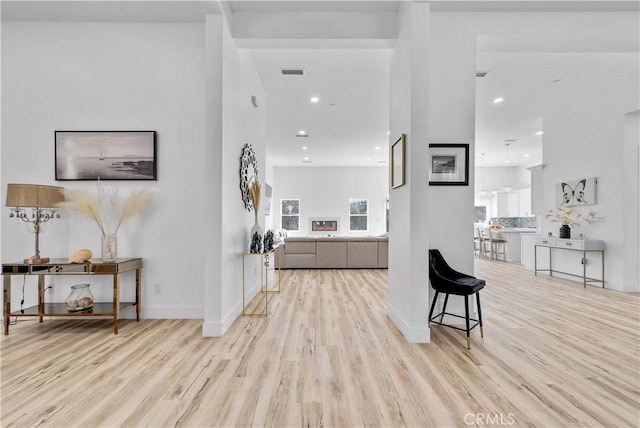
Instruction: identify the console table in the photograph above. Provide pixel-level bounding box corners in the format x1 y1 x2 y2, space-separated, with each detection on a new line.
242 250 280 317
534 238 605 288
2 258 142 335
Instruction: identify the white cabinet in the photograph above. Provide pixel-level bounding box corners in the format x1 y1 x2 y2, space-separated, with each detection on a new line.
497 189 531 217
518 188 532 217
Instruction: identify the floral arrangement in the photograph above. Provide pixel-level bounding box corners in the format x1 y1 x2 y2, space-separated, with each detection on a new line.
61 184 153 237
546 205 598 227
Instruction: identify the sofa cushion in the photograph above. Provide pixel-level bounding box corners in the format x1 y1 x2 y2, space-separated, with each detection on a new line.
347 241 378 268
284 238 316 254
317 241 347 268
377 240 388 268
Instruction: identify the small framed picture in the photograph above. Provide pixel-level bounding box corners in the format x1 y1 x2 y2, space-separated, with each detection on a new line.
391 134 406 189
428 143 469 186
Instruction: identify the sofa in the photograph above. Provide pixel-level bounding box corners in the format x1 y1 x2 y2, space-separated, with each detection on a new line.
275 236 388 269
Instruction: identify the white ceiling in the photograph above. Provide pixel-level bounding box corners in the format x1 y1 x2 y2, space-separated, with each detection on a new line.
2 0 638 169
250 49 392 167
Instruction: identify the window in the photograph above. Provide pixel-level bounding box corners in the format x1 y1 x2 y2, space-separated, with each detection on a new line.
349 198 368 231
281 199 300 231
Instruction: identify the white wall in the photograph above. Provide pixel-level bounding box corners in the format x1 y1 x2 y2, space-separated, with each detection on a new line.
217 16 267 333
476 166 530 192
540 55 638 291
387 2 431 343
1 21 208 317
622 110 639 292
272 167 388 237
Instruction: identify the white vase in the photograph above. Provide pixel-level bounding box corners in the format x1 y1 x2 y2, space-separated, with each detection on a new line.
250 212 263 253
101 233 117 262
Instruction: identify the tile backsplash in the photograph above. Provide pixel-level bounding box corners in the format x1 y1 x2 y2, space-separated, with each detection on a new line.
490 217 537 229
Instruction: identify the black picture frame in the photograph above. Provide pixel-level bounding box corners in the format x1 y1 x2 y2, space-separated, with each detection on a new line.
428 143 469 186
55 131 157 181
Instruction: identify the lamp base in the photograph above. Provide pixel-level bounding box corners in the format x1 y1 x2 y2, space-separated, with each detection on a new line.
24 256 50 264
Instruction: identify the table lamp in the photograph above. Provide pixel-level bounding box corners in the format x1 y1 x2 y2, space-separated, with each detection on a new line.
5 183 64 264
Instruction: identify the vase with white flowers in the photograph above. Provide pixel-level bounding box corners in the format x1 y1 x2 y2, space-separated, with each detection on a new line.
61 185 152 261
545 206 598 239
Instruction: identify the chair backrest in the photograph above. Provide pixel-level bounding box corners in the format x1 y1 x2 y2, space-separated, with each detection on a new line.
476 227 485 242
429 249 458 287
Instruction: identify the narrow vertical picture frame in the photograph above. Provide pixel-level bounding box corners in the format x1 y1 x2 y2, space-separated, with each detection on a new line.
391 134 406 189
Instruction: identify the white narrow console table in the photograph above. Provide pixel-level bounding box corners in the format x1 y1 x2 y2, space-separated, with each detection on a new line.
534 238 605 288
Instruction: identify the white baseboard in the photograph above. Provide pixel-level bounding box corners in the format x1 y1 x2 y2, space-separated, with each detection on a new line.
142 306 203 319
387 303 430 343
202 283 261 337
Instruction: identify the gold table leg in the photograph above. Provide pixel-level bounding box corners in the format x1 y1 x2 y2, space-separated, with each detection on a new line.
113 273 120 334
4 275 11 335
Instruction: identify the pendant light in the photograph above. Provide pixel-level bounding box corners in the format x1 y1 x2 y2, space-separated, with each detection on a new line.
501 143 513 193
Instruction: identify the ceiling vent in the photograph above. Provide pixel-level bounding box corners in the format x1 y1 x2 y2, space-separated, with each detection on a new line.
302 160 312 164
504 139 517 143
296 134 309 138
281 69 304 76
476 71 488 78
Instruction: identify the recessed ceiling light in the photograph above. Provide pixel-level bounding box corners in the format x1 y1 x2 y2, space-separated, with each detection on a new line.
310 96 319 103
493 97 504 104
504 159 510 163
298 130 307 135
302 146 308 150
523 153 530 157
303 157 309 161
536 131 544 135
387 131 390 135
375 146 381 150
366 157 371 161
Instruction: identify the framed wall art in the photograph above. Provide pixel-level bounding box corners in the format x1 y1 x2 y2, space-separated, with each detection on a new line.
55 131 156 181
391 134 406 189
555 177 597 206
428 143 469 186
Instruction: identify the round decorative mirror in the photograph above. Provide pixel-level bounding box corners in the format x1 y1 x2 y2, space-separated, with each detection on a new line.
239 143 259 211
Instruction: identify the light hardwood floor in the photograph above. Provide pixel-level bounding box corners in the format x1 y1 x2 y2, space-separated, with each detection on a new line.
2 260 639 427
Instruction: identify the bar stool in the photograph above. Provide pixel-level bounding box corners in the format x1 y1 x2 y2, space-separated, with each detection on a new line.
487 228 507 261
428 249 485 349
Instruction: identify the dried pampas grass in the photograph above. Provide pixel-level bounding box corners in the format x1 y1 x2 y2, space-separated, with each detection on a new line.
61 184 152 236
249 177 261 214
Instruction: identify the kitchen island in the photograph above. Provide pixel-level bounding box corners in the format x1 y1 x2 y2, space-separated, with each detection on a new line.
490 228 537 262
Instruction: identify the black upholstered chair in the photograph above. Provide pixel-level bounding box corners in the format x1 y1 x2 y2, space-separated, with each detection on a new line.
428 249 485 349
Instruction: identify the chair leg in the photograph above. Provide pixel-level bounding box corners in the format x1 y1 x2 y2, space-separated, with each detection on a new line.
464 295 471 349
476 292 484 338
428 291 439 323
440 294 450 323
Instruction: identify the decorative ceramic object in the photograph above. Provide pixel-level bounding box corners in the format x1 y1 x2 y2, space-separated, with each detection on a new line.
559 224 571 239
102 234 117 262
264 230 274 252
65 284 94 312
68 249 92 263
250 232 263 253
